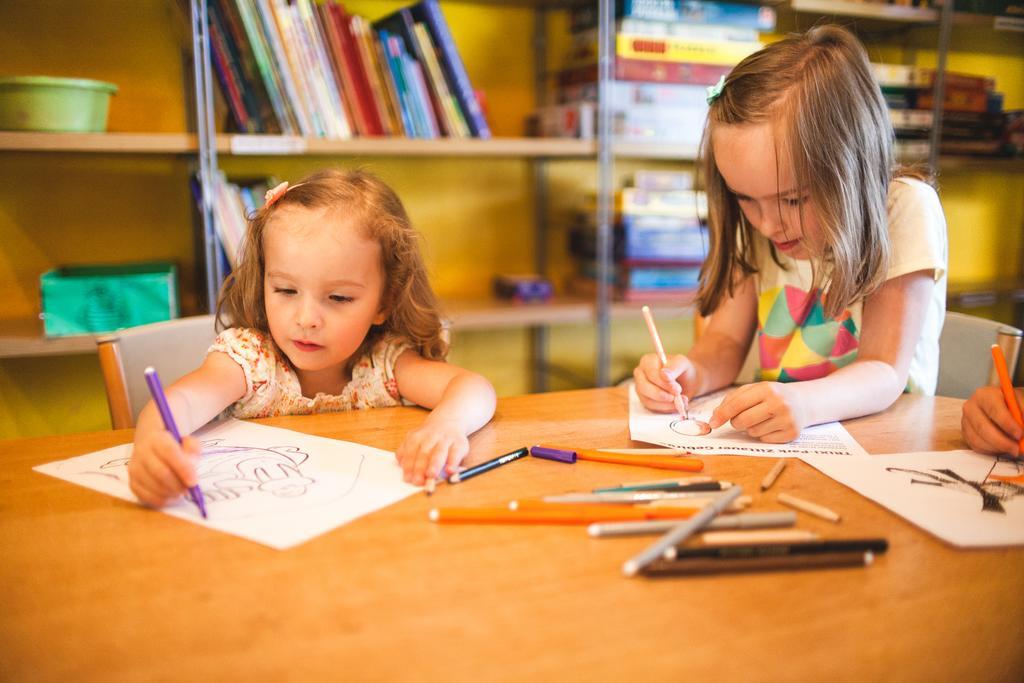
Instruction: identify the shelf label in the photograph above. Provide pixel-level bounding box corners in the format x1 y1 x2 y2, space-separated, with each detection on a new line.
230 135 307 155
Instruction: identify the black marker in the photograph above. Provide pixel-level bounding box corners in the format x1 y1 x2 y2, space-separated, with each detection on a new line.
665 538 889 561
448 447 529 484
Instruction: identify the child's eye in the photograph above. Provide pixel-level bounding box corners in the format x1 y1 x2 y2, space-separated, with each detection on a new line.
274 288 296 296
329 295 353 303
785 196 808 207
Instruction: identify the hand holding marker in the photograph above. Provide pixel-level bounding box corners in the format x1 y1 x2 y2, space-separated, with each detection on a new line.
143 367 208 518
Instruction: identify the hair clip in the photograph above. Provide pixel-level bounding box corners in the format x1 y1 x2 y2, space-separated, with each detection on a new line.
706 75 726 105
264 181 291 208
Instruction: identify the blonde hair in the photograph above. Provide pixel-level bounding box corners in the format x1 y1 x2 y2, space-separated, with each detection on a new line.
216 168 448 370
699 25 925 319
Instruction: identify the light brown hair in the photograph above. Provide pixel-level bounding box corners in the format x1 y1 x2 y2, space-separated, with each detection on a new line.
698 25 925 319
216 168 448 370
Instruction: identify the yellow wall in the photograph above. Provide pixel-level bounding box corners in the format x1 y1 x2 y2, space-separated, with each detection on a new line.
1 1 1022 438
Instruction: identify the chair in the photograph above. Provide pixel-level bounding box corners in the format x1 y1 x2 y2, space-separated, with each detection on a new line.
937 311 1022 399
96 315 217 429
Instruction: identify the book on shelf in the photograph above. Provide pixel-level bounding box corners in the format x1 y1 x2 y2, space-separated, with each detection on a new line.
558 59 731 88
318 2 384 136
408 0 491 138
570 220 708 262
569 0 776 32
567 274 697 303
192 173 271 272
230 0 298 134
374 7 451 137
615 34 761 65
205 0 488 139
635 169 693 191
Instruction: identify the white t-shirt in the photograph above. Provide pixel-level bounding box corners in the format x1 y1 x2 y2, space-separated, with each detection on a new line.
753 177 948 394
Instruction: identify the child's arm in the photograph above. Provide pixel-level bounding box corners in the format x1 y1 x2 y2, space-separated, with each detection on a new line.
634 275 758 411
392 351 497 486
711 270 935 441
963 385 1024 456
128 351 247 508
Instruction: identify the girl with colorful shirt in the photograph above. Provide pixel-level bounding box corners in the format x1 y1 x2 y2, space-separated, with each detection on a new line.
129 168 496 506
633 25 947 442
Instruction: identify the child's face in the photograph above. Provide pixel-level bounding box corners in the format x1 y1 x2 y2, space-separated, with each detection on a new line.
712 122 821 260
262 206 387 383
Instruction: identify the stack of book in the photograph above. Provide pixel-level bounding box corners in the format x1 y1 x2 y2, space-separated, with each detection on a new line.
569 170 708 302
873 63 1015 159
206 0 490 138
191 173 272 276
532 0 774 145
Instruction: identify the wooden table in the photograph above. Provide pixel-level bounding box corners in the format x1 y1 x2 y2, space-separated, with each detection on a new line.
2 388 1022 680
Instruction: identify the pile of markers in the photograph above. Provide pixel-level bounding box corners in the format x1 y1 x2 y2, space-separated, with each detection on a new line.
428 446 888 578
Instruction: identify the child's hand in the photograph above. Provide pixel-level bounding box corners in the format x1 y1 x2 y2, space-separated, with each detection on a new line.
633 352 697 413
127 432 202 508
709 382 808 443
962 385 1023 456
395 418 470 486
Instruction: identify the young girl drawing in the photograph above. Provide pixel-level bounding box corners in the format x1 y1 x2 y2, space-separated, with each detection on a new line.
634 25 948 442
129 168 496 506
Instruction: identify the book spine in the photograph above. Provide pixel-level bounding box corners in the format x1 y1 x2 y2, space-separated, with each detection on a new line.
633 169 693 191
408 58 441 137
616 34 761 65
413 0 491 138
254 0 314 135
328 4 384 135
274 1 330 137
570 0 776 31
233 0 297 134
413 22 465 137
620 188 708 218
351 16 401 136
370 27 408 136
208 4 253 133
559 59 730 87
317 1 370 136
218 0 281 133
380 30 418 137
298 0 353 139
374 9 452 136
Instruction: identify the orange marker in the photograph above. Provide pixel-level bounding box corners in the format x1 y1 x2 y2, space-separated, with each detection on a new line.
427 504 699 525
537 444 704 472
508 498 711 514
990 343 1024 454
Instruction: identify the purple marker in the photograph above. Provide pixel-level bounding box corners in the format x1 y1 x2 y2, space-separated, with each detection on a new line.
143 367 208 519
530 446 577 464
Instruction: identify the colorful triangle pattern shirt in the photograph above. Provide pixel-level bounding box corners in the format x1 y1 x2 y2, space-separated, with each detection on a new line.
757 284 860 383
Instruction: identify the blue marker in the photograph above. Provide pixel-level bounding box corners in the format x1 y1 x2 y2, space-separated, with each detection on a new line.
143 367 208 519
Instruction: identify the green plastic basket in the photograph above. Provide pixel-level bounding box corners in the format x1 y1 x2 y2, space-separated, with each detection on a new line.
40 262 179 337
0 76 118 132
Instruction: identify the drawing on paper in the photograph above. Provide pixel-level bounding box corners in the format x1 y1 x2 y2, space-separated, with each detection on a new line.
669 418 712 437
77 438 367 518
886 458 1024 514
33 418 420 549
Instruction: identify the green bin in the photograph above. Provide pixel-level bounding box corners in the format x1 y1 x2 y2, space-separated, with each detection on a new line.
40 263 179 337
0 76 118 132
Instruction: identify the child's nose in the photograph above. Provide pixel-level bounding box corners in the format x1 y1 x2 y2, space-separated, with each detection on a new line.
297 298 322 329
758 203 785 235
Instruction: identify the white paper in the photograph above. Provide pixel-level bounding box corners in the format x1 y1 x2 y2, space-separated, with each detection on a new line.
33 419 419 550
628 385 868 458
801 450 1024 547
